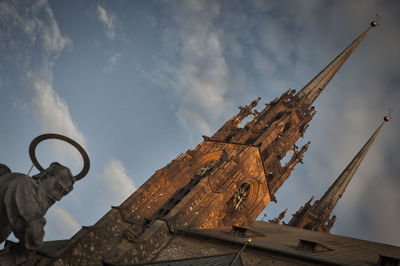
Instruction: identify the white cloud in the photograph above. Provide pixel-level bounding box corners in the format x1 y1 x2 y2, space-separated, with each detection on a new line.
99 158 136 205
41 7 71 59
44 204 80 240
32 79 86 164
155 1 233 137
0 1 85 166
104 51 121 72
96 4 117 40
12 100 29 112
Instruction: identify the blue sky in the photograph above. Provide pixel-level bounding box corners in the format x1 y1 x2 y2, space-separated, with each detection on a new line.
1 0 399 247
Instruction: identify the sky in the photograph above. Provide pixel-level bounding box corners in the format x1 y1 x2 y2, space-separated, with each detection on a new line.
0 0 399 248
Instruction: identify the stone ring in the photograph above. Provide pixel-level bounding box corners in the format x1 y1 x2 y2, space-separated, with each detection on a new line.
29 133 90 181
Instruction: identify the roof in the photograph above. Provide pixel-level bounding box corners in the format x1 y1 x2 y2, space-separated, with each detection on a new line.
37 239 69 258
103 253 243 266
179 221 400 266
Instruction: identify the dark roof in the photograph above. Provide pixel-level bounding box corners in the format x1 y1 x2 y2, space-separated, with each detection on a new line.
179 221 400 266
103 253 243 266
37 239 69 258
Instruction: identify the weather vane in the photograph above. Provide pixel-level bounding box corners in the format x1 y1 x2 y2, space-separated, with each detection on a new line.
375 14 382 25
371 14 382 27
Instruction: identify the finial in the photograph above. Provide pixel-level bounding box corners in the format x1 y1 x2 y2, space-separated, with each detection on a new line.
384 108 392 122
371 14 382 27
262 213 268 221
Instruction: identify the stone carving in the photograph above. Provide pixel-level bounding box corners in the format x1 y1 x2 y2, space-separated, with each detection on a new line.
0 163 73 264
0 134 89 265
269 208 288 224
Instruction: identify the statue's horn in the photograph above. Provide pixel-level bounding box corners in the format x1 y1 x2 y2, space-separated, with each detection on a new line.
29 133 90 181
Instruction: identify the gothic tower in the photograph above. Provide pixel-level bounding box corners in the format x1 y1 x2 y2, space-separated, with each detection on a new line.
36 21 377 265
288 115 390 233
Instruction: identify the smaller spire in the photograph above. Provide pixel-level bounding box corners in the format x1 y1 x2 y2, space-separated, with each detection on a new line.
318 115 389 211
288 115 389 232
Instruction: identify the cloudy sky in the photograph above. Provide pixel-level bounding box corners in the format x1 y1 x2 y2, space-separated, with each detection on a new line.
0 0 399 247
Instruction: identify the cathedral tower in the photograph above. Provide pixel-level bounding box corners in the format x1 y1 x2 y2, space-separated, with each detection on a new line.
288 115 390 233
38 21 377 265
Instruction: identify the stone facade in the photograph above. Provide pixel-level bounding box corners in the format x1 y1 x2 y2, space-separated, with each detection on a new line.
25 88 313 265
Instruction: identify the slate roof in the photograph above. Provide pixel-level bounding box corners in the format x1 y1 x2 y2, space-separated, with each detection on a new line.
103 253 243 266
35 221 400 265
179 221 400 266
37 239 69 258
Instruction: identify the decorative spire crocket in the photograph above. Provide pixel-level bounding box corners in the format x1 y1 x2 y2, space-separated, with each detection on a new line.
269 208 288 224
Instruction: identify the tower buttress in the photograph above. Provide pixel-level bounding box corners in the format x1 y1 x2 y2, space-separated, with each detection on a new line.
288 116 390 232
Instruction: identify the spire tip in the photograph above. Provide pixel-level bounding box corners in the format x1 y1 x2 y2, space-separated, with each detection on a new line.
371 14 382 27
384 108 392 122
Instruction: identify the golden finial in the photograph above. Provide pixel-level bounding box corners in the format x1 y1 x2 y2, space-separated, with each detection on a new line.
371 14 382 27
262 213 268 221
384 108 392 122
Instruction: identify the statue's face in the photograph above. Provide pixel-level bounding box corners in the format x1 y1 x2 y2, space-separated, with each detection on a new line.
39 163 74 207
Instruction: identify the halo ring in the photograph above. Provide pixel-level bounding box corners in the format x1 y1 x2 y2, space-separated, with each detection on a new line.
29 133 90 181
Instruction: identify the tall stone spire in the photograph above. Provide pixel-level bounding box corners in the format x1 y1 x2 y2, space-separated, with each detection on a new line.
297 21 377 106
211 21 377 198
288 115 390 233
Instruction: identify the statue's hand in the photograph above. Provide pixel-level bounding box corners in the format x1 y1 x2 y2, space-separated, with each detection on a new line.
0 252 17 266
0 248 30 266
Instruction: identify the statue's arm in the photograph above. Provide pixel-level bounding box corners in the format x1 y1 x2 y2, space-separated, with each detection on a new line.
13 213 46 252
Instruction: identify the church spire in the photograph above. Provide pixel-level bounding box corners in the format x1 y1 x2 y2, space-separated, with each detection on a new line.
288 115 390 232
317 117 388 212
210 20 378 200
297 21 377 106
